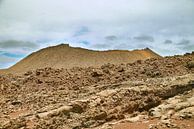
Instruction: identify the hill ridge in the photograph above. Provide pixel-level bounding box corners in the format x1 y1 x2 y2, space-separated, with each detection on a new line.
0 44 161 74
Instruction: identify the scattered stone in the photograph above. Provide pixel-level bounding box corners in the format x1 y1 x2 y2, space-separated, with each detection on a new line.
94 112 107 120
91 70 103 77
37 105 72 118
149 124 158 129
125 115 148 123
186 61 194 69
71 102 85 113
11 101 22 105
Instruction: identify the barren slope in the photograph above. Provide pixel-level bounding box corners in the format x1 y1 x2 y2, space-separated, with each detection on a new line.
0 52 193 129
0 44 161 74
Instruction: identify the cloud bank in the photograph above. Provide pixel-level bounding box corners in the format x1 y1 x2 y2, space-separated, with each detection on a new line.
0 0 194 68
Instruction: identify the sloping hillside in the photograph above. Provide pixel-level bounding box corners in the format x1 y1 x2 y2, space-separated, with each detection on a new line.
0 52 193 129
0 44 161 74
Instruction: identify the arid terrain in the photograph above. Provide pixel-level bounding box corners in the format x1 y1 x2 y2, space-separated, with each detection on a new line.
0 44 160 74
0 45 194 129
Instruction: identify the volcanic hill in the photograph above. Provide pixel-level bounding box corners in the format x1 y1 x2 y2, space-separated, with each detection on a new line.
0 44 161 74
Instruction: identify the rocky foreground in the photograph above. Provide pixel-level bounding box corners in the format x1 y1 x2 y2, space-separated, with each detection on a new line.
0 53 194 129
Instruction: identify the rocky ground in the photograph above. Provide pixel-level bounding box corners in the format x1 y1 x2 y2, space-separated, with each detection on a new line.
0 52 194 129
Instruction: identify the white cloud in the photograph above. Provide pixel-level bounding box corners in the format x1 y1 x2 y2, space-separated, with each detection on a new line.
0 0 194 68
0 0 193 40
0 40 38 49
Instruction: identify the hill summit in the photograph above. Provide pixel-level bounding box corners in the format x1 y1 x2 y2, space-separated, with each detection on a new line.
1 44 161 74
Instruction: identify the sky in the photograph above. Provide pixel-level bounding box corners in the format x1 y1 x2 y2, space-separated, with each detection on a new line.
0 0 194 68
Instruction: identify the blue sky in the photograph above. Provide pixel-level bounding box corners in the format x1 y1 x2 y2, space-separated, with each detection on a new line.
0 0 194 68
